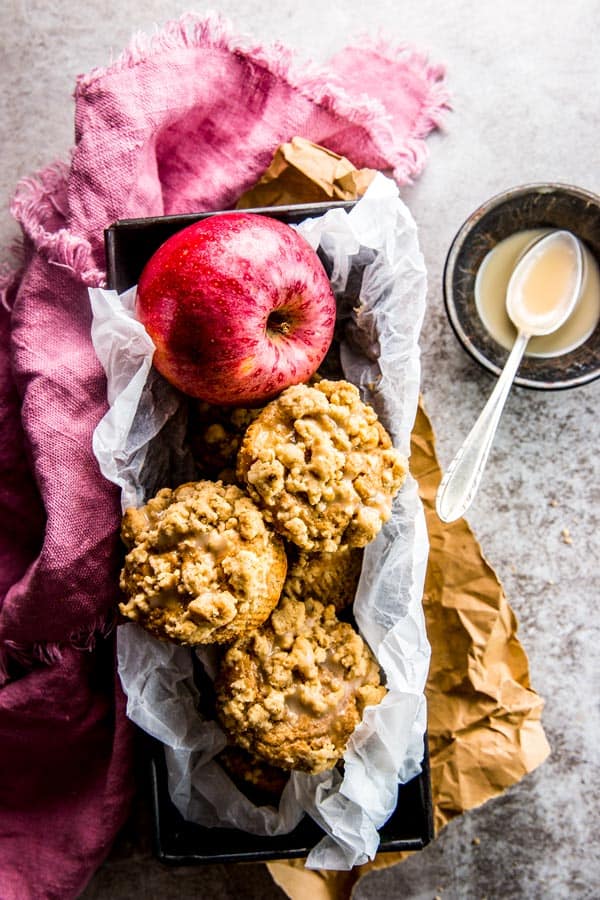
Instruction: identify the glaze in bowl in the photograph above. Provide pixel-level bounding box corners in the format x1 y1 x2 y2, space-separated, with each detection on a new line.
443 183 600 389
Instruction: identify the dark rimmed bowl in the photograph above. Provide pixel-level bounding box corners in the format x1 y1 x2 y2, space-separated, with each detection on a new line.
443 182 600 389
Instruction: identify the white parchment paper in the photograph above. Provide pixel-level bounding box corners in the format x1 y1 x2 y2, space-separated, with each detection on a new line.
89 173 431 869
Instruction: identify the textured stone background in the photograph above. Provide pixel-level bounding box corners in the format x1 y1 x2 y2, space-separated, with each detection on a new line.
1 1 599 898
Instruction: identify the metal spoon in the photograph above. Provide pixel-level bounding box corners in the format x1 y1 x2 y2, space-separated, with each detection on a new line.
436 229 584 523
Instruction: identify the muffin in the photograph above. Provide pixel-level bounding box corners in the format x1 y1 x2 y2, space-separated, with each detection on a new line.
236 379 408 551
216 597 387 774
119 480 287 645
281 545 363 610
217 745 289 801
188 401 263 478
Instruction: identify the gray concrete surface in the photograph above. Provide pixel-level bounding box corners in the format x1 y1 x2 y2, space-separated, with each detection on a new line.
2 1 599 897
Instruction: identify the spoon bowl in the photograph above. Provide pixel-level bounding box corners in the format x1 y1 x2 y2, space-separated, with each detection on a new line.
436 229 585 524
506 230 584 336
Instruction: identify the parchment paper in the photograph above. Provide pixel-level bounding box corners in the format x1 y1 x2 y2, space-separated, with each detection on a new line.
89 172 431 870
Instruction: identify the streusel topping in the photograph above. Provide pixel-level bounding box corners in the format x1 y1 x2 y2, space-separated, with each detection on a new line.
216 597 386 773
188 401 262 478
119 480 287 645
236 379 407 551
281 546 363 610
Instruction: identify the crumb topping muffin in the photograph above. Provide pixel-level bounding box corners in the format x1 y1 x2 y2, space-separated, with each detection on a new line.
119 480 287 645
236 379 408 551
188 401 263 477
217 745 289 800
215 597 387 774
282 546 363 610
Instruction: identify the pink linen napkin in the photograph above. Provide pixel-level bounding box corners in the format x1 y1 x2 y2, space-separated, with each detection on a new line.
0 13 449 898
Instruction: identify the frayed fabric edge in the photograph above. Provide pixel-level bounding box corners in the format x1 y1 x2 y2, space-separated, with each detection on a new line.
10 159 71 241
74 11 449 185
347 35 452 135
334 35 452 183
76 12 394 143
0 614 117 686
6 14 451 293
0 254 25 313
9 159 106 288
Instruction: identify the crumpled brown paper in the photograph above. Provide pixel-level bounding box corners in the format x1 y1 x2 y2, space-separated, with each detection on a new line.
236 136 377 208
412 404 550 832
235 140 550 899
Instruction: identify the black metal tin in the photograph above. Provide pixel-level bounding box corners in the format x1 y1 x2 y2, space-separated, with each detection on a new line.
105 201 357 294
104 201 434 865
150 739 433 865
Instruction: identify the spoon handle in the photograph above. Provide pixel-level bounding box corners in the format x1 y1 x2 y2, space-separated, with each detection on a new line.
436 331 530 523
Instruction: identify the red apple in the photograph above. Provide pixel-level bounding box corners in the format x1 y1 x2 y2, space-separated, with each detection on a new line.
135 212 336 405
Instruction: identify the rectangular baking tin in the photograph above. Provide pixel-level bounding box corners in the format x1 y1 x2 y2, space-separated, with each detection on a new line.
150 739 433 865
105 201 434 864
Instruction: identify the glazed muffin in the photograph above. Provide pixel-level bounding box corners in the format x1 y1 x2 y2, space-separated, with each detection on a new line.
236 379 408 551
281 546 363 611
119 480 287 645
188 401 263 478
217 745 289 801
215 597 387 774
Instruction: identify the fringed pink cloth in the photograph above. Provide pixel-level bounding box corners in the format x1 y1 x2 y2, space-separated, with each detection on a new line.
0 13 449 898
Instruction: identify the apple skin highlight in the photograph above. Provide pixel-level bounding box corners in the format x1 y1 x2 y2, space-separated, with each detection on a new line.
136 213 337 406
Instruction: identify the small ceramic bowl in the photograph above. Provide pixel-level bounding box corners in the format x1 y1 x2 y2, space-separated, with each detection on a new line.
443 182 600 389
